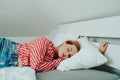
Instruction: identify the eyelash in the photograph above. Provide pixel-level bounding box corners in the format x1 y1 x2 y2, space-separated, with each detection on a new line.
67 48 70 52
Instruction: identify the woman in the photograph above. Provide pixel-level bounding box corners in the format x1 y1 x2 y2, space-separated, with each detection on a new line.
0 37 108 72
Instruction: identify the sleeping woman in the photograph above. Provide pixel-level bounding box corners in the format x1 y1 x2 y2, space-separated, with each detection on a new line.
0 37 108 72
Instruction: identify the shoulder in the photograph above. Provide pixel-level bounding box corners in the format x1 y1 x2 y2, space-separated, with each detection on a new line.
38 36 50 41
35 36 53 44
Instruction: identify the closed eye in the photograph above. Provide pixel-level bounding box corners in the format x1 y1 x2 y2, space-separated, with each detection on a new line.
67 48 70 52
70 47 72 52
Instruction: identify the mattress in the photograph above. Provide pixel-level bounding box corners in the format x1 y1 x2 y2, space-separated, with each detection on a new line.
36 69 119 80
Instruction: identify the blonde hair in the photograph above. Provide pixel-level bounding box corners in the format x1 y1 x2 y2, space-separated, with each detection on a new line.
66 40 80 52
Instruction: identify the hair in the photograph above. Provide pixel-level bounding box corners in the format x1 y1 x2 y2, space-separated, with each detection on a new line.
66 40 80 52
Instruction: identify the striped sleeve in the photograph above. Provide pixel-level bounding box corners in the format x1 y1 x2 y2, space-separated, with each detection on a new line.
33 58 62 71
29 36 62 71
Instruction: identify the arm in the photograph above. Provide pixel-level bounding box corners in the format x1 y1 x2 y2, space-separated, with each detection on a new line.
30 36 62 71
31 58 62 72
99 42 109 54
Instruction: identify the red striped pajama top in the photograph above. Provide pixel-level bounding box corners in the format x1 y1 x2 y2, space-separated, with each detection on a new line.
17 36 62 71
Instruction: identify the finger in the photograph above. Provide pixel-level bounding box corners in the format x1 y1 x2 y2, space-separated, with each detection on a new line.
103 43 108 47
103 42 109 47
105 42 109 46
102 42 107 47
104 45 108 49
105 42 110 45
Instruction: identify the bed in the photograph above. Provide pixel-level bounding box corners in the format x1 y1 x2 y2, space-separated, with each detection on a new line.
36 15 120 80
0 15 120 80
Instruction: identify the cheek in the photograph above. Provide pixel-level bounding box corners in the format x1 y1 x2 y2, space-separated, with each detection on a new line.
59 46 65 52
58 47 67 57
58 48 63 57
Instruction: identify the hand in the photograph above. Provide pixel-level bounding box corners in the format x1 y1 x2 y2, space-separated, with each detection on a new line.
99 42 109 54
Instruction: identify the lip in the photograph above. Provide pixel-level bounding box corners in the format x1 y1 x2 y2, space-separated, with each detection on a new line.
62 54 67 59
62 53 65 57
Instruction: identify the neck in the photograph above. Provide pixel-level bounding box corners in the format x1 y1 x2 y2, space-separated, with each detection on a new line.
54 47 59 59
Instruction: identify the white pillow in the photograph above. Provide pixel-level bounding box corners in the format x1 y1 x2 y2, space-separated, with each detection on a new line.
52 32 78 47
57 37 107 72
92 42 120 70
0 67 36 80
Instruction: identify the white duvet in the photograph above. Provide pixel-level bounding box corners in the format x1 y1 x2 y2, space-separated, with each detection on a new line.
0 67 36 80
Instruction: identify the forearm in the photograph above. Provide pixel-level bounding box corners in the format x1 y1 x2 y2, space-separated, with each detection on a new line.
31 58 62 72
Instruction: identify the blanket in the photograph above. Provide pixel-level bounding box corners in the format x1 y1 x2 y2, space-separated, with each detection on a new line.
0 67 36 80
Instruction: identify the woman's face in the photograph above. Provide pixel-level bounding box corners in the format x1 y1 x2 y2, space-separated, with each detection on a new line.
58 42 78 60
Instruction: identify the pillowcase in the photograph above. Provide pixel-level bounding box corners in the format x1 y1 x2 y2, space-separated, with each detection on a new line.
57 37 107 71
92 42 120 70
0 67 36 80
52 32 78 47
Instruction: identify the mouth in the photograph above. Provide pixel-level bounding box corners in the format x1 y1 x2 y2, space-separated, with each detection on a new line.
62 54 67 59
62 53 65 57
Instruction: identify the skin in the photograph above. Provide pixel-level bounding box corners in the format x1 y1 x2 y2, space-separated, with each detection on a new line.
54 41 109 60
54 41 78 60
99 42 109 54
19 41 109 66
19 41 78 66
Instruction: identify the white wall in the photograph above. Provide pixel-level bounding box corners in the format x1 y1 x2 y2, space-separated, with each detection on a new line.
0 0 59 37
0 0 120 36
59 15 120 38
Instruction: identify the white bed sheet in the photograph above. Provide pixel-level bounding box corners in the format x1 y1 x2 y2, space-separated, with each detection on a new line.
0 67 36 80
